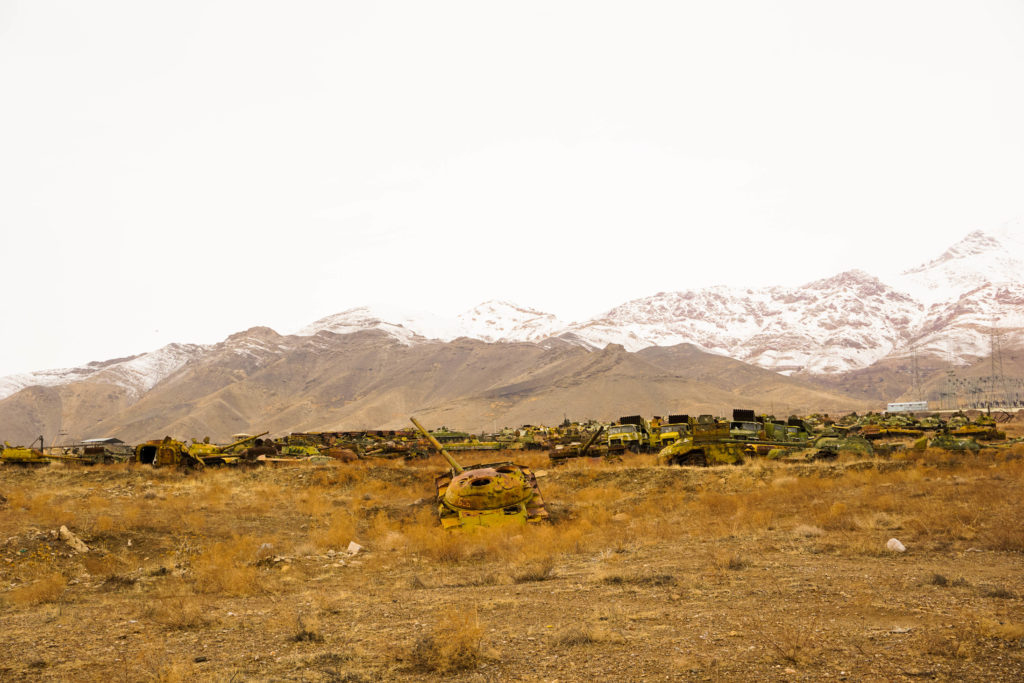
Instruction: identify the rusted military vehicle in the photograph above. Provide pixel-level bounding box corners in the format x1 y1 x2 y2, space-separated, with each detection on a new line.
658 414 747 466
411 417 548 530
548 425 607 465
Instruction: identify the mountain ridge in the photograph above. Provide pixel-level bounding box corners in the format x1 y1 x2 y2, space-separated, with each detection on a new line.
2 222 1023 444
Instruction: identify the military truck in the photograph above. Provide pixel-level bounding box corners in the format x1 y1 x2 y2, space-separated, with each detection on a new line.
653 414 690 449
606 415 652 453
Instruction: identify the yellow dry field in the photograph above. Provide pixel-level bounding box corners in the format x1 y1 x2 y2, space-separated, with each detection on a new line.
2 441 1023 681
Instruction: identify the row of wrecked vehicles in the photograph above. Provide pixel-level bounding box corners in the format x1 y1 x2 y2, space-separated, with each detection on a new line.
549 408 1019 466
2 410 1018 535
2 408 1014 471
407 409 1020 532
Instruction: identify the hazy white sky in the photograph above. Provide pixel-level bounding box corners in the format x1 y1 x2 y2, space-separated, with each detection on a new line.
1 1 1022 377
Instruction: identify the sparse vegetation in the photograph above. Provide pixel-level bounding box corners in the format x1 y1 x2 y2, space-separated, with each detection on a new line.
3 571 66 606
408 607 485 673
0 439 1022 680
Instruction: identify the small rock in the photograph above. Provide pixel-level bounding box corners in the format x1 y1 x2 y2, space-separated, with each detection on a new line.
58 526 89 553
886 538 906 553
193 656 209 663
347 541 364 555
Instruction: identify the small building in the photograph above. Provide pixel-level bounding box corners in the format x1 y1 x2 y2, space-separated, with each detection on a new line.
886 401 928 413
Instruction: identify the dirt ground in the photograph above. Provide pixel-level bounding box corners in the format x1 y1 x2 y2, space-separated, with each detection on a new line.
2 437 1023 681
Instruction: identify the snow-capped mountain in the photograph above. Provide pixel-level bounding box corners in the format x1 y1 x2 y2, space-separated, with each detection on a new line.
299 300 563 345
0 343 209 402
297 306 434 345
895 220 1024 303
563 271 925 374
3 223 1023 404
561 270 929 374
288 222 1024 375
454 301 564 342
910 282 1024 360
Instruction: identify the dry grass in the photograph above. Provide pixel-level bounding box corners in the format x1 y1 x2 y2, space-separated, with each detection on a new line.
291 612 326 642
192 536 265 595
146 594 212 630
3 571 66 606
408 607 485 673
552 622 625 646
511 556 556 583
756 619 817 665
1 448 1022 680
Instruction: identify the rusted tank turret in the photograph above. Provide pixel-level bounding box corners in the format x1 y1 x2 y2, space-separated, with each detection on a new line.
411 417 548 530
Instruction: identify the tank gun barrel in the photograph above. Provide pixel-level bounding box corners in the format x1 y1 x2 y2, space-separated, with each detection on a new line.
221 430 270 452
578 425 605 457
410 417 464 473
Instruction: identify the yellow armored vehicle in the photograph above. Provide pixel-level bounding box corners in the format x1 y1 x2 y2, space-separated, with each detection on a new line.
548 425 607 465
135 437 201 468
412 417 548 530
658 415 747 466
949 414 1005 441
1 437 49 466
188 431 271 464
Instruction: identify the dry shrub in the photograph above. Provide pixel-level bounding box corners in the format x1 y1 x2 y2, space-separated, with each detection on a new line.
366 510 404 544
150 662 193 683
3 571 66 606
409 607 485 673
793 524 825 538
292 613 325 642
757 619 815 665
313 510 359 551
983 509 1024 552
575 485 620 505
119 504 142 530
817 501 856 531
404 524 473 564
712 551 748 571
26 494 74 527
146 581 212 629
553 623 624 646
697 491 740 517
4 488 28 510
93 514 117 533
597 567 676 587
978 618 1024 643
400 512 573 565
192 536 263 595
297 486 332 518
82 552 129 580
511 556 555 583
920 622 976 659
350 478 413 507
